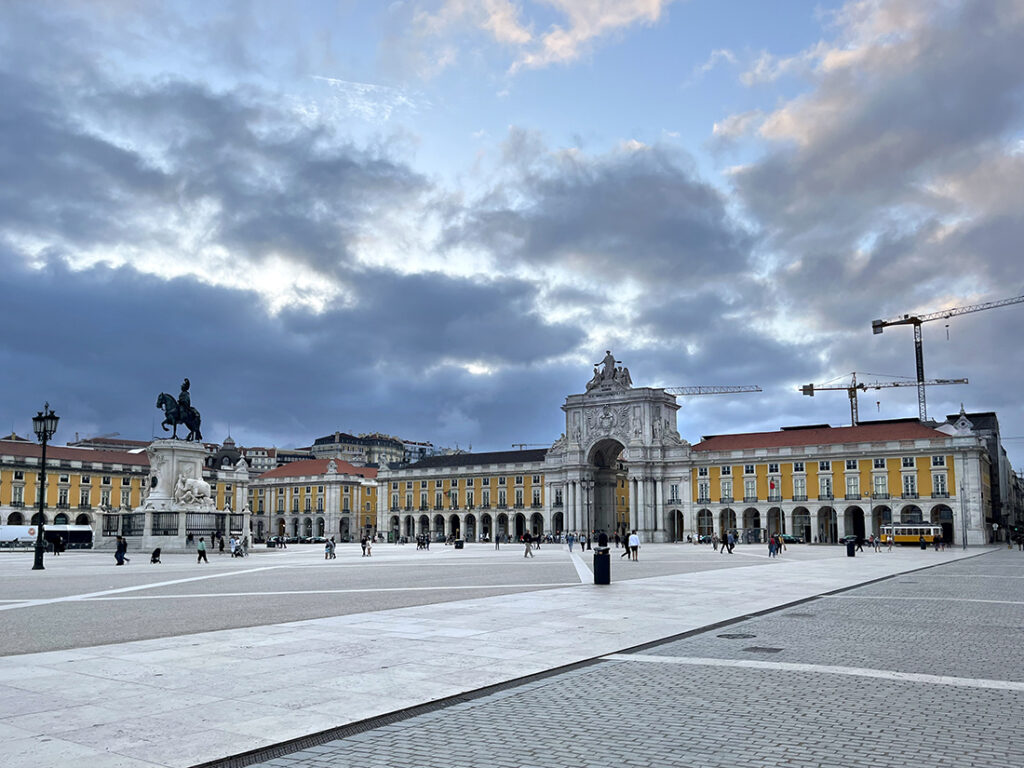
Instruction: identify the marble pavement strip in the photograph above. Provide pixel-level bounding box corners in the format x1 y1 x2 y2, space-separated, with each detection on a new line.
0 549 983 768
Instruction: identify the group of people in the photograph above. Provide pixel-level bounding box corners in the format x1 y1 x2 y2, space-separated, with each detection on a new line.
767 533 787 558
324 537 337 559
360 534 373 557
712 532 736 554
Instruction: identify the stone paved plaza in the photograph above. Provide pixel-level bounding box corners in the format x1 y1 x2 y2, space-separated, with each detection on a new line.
250 550 1024 768
0 542 1018 767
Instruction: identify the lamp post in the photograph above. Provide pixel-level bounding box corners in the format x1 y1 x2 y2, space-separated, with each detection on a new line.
31 403 60 571
583 477 594 550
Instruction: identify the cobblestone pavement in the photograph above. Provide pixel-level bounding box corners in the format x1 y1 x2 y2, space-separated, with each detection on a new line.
247 549 1024 768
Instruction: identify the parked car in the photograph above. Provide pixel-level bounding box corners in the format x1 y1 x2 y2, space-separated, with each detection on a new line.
839 534 859 544
780 533 804 544
698 535 713 544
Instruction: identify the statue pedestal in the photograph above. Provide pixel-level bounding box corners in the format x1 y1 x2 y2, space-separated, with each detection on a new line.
97 439 250 554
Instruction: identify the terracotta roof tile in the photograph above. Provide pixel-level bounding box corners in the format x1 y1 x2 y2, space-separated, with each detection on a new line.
258 458 377 480
0 440 149 466
693 420 948 452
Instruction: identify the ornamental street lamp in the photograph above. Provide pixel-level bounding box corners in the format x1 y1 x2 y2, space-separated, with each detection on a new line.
31 403 60 571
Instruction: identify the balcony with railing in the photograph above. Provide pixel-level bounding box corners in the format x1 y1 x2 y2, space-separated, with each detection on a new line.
767 494 782 503
719 496 733 504
872 492 890 500
792 494 807 502
901 491 919 500
743 495 758 503
932 491 950 498
818 492 834 501
845 494 862 501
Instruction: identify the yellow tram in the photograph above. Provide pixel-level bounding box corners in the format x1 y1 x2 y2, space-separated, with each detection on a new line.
879 523 944 546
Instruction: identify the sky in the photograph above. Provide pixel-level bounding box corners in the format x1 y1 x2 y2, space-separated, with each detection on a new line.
2 0 1023 466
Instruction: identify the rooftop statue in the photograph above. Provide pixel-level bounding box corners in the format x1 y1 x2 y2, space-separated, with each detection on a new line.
156 377 204 441
586 350 632 392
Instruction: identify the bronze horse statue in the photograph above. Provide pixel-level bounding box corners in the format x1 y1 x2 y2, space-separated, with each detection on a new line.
156 392 203 441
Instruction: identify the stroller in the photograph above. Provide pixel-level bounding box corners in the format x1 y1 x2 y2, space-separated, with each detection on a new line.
232 544 246 558
150 548 162 564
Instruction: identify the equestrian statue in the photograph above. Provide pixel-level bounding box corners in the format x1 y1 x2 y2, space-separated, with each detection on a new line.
156 378 203 441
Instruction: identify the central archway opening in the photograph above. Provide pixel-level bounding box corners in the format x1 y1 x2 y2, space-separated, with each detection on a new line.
587 438 627 535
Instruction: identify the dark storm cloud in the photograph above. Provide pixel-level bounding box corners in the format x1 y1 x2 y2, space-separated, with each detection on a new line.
446 134 754 286
0 249 583 449
0 68 428 278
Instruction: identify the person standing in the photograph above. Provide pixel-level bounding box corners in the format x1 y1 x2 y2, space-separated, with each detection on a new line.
628 530 640 561
360 535 367 556
196 537 208 564
523 530 534 558
712 533 719 551
218 534 226 555
494 532 500 550
726 531 735 554
768 536 777 558
567 532 575 552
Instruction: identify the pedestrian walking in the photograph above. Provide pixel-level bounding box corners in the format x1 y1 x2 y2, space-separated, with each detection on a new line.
726 531 735 553
114 535 128 565
197 537 208 564
887 533 894 551
218 534 225 555
567 533 575 552
523 531 535 558
360 535 368 556
856 537 864 553
628 529 640 561
325 540 332 560
712 533 719 551
494 533 500 550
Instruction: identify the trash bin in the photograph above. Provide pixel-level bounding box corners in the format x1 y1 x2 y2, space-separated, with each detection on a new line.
593 547 611 584
454 540 464 550
846 540 856 557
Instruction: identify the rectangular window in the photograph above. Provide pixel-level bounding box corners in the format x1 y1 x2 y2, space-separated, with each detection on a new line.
392 482 398 490
467 491 475 507
482 489 491 506
515 489 524 507
305 486 311 493
14 470 24 480
391 494 398 509
405 493 412 508
698 467 708 477
554 488 563 505
818 461 830 472
435 480 442 488
744 478 756 500
768 463 779 474
532 489 541 506
744 464 755 475
902 457 915 468
819 476 832 498
515 476 523 484
873 458 886 469
721 479 732 500
317 498 323 512
846 476 859 498
318 486 324 493
481 477 489 485
498 490 507 507
846 459 857 470
931 455 946 467
420 492 427 508
343 486 350 494
58 488 69 506
435 492 443 508
670 483 679 500
933 474 948 495
59 474 69 483
792 462 804 473
100 489 111 507
121 489 131 508
532 475 541 484
793 477 806 498
720 466 731 476
903 474 917 496
102 476 112 485
498 477 506 485
13 486 24 504
697 481 710 501
449 490 458 507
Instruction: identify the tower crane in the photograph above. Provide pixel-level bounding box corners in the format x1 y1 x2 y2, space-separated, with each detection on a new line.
872 292 1024 421
800 373 968 427
664 385 762 396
